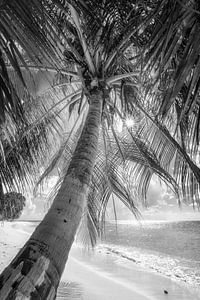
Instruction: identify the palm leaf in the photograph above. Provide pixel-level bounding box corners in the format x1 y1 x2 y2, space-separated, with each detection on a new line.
142 0 200 152
41 123 178 247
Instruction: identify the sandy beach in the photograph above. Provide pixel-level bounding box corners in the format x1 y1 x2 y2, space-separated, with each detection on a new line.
0 221 200 300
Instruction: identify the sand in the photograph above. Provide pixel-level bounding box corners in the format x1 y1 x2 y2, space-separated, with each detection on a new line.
0 221 200 300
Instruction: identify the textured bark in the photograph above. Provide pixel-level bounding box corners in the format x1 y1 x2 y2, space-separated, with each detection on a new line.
0 179 3 200
0 88 103 299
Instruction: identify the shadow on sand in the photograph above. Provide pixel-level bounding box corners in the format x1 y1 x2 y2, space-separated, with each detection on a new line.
57 281 83 299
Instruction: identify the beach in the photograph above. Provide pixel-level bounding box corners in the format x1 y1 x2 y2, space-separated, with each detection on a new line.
0 221 200 299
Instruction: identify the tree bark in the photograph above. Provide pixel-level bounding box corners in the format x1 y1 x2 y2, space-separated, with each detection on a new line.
0 88 103 299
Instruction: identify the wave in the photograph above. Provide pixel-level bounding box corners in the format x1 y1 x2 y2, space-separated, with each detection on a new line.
97 243 200 288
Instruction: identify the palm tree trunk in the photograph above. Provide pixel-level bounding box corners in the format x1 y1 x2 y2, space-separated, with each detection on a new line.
0 179 3 200
0 179 4 220
0 88 103 299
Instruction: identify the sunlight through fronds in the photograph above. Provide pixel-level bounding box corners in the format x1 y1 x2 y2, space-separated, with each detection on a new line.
40 124 178 247
1 0 200 248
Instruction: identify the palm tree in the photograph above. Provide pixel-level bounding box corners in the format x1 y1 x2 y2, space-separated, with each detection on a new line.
41 125 178 245
0 0 200 298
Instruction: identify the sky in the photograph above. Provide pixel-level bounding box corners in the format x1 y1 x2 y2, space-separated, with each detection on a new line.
20 175 200 222
20 176 58 220
108 178 200 221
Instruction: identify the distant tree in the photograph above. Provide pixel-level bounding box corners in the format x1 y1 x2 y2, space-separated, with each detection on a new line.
0 192 26 221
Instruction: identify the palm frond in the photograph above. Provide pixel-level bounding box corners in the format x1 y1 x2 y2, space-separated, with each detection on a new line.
69 4 96 74
36 106 86 190
133 100 200 207
41 122 178 247
0 70 75 194
142 0 200 152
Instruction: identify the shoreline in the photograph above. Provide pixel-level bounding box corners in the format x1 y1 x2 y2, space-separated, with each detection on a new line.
63 245 200 300
0 221 199 299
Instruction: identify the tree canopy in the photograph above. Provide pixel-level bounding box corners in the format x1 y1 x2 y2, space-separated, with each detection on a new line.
0 192 25 220
0 0 200 227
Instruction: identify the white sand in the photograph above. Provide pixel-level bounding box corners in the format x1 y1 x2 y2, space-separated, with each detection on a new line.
0 221 200 300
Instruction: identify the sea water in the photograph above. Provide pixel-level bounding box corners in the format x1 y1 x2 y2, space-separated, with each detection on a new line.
99 220 200 288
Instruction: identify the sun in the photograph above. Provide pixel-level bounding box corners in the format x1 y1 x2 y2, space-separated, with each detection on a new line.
125 118 135 128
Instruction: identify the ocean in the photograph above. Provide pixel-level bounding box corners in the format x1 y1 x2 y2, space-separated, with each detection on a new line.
99 220 200 288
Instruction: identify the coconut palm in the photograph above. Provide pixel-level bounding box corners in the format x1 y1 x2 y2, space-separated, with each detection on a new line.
0 1 162 298
41 124 178 246
0 0 200 299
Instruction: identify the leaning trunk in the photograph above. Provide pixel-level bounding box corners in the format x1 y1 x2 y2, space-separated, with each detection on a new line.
0 88 103 299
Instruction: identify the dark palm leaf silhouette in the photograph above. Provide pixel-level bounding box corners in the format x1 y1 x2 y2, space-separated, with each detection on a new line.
142 0 200 158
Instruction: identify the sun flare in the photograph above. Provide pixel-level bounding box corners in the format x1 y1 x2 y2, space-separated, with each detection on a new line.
125 118 135 128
